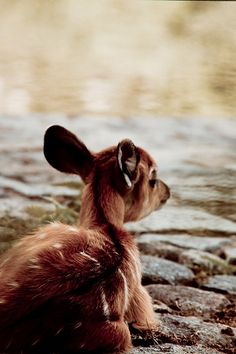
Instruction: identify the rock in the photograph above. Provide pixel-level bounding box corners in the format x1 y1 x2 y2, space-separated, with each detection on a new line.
153 300 173 314
137 234 231 252
137 239 181 262
146 285 230 316
158 314 236 353
203 275 236 295
180 249 230 273
141 255 194 285
0 175 79 197
127 205 236 235
131 344 224 354
222 245 236 265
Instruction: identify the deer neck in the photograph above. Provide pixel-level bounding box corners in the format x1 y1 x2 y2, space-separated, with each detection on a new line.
79 180 125 230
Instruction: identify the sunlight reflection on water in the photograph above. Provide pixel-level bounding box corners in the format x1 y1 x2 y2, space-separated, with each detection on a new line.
0 1 235 117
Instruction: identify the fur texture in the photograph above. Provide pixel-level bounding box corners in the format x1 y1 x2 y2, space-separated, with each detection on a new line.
0 126 170 353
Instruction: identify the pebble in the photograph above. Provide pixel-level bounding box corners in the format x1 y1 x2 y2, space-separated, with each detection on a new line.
203 275 236 295
180 249 230 273
141 255 194 285
137 239 181 261
131 344 225 354
127 205 236 235
146 284 230 316
137 234 231 252
158 314 236 353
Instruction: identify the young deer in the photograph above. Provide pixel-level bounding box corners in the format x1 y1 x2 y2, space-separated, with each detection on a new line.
0 125 170 353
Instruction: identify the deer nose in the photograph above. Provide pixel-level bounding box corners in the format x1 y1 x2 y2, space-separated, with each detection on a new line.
161 182 171 203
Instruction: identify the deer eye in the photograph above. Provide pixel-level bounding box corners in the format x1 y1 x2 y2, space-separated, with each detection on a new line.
149 179 157 188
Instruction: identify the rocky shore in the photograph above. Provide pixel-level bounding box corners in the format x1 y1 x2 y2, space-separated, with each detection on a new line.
0 116 235 353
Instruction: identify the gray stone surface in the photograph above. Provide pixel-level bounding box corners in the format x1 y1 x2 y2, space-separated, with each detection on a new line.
0 175 79 198
0 116 236 354
127 206 236 235
137 239 181 261
146 285 230 316
222 244 236 265
158 314 236 353
137 234 231 252
131 344 224 354
203 275 236 295
141 255 194 285
180 249 230 273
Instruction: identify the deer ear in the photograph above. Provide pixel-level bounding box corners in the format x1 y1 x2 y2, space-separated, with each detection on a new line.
117 139 140 188
44 125 94 182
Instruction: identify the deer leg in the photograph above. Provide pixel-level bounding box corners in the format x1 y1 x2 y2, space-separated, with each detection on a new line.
125 285 158 332
61 319 132 353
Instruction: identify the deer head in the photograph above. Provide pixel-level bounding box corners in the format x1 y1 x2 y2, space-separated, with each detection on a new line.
44 125 170 227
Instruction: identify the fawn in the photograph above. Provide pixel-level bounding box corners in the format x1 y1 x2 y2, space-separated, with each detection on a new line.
0 125 170 353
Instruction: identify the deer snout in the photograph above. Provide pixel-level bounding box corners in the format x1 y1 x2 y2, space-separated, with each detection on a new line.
159 180 171 204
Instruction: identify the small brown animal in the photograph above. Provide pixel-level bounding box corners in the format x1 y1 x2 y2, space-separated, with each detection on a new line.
0 125 170 353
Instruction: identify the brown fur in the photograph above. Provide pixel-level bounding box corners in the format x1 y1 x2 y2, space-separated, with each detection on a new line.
0 126 170 353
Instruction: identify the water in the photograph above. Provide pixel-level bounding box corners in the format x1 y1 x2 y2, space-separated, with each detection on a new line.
0 1 235 117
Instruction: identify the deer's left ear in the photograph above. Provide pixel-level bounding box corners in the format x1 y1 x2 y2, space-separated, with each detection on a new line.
117 139 140 188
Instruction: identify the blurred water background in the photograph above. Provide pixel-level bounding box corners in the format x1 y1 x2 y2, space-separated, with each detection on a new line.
0 0 235 118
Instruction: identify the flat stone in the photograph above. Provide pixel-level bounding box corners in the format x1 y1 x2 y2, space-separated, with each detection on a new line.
127 205 236 235
131 344 224 354
137 239 181 262
180 249 230 273
203 275 236 295
0 197 55 218
137 234 231 252
0 175 79 197
146 285 230 316
158 314 236 353
141 255 194 285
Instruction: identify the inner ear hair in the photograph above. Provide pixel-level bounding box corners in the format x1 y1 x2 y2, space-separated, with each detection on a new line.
117 139 140 188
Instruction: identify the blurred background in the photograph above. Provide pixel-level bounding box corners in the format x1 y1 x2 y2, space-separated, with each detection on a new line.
0 3 236 344
0 0 235 118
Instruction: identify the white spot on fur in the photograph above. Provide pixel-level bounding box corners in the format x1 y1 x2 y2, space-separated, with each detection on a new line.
0 298 6 304
55 327 64 335
80 251 99 264
30 257 38 264
8 281 19 288
38 233 46 239
53 243 63 249
74 322 82 329
58 251 64 260
32 338 40 346
118 269 129 312
29 264 41 269
123 173 132 188
67 226 78 232
101 288 110 318
50 222 61 228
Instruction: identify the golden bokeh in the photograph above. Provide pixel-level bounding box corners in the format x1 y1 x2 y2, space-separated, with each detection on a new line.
0 0 235 117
